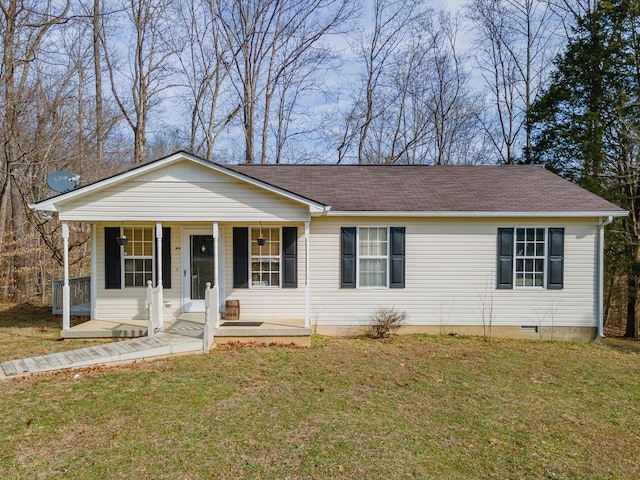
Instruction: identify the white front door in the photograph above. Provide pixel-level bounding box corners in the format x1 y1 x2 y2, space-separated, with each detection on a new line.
182 229 215 313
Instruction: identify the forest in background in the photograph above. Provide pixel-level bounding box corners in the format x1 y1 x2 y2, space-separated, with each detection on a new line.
1 0 639 337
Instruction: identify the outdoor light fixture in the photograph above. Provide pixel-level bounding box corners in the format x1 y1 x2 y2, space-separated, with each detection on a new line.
116 223 128 247
257 222 266 246
200 243 207 253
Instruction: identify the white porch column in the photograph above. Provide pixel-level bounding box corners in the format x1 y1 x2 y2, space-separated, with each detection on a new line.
155 222 164 330
213 222 220 329
62 221 70 331
90 224 97 320
304 221 310 329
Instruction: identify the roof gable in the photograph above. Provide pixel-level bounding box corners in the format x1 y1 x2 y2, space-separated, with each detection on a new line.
33 152 328 214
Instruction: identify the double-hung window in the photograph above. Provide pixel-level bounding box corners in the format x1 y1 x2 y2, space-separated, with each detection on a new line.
358 227 389 287
251 227 280 287
515 227 546 287
341 226 405 289
497 227 564 290
104 226 171 290
123 226 154 287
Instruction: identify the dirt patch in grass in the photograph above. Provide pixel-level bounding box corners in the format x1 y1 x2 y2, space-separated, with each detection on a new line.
602 336 640 354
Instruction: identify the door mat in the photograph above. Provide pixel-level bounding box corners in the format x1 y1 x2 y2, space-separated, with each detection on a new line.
220 321 263 327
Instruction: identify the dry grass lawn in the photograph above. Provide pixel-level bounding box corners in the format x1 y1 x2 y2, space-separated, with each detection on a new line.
1 303 640 479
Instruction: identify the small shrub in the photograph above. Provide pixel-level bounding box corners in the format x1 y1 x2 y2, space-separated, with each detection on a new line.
370 306 407 339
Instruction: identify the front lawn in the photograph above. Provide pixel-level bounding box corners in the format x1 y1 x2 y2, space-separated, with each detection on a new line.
1 305 639 479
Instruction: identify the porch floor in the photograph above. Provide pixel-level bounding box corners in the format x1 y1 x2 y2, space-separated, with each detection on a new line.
60 314 311 344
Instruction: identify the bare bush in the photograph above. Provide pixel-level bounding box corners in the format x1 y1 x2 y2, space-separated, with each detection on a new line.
370 306 407 339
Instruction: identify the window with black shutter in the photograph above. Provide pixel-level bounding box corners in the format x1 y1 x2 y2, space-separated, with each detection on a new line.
340 226 405 289
497 227 564 290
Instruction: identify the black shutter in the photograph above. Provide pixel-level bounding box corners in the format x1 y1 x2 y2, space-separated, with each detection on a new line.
497 228 514 289
158 227 171 289
341 227 356 288
105 227 121 289
233 227 249 288
389 227 405 288
547 228 564 289
282 227 297 288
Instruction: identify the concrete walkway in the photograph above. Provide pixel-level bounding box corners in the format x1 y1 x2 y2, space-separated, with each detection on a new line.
0 329 204 380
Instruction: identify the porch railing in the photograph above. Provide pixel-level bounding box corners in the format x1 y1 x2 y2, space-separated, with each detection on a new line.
52 276 91 315
146 280 163 336
203 282 219 352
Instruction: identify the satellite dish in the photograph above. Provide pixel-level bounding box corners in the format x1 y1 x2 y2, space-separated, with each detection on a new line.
46 171 80 193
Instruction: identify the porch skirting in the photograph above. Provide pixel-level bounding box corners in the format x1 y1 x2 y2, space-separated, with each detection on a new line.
212 325 312 347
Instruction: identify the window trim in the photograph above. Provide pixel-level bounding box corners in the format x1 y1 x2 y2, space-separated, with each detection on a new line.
356 226 390 289
249 226 281 288
121 226 155 288
497 226 564 291
513 226 548 290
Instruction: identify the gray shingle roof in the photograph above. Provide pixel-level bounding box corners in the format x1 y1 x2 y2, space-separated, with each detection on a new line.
226 164 625 214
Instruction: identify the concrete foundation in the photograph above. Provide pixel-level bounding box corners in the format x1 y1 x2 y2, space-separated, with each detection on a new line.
313 324 600 343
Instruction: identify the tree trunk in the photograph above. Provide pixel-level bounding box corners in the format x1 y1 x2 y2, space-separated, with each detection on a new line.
93 0 104 163
625 254 639 338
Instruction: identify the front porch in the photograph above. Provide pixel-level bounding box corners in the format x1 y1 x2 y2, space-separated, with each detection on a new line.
61 313 312 346
54 218 313 347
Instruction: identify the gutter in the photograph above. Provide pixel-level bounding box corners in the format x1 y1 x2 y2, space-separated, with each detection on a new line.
325 210 627 218
598 216 614 339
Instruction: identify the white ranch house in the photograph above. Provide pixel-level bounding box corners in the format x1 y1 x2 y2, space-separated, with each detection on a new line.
32 152 626 345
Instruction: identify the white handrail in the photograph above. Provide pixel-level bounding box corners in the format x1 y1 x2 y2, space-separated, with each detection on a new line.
146 280 163 336
52 276 91 314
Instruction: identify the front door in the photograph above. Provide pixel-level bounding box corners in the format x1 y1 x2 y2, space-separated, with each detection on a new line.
182 229 215 313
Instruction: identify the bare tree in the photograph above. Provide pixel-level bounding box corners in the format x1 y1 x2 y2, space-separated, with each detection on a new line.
270 48 335 164
466 0 559 163
0 0 71 299
349 0 425 164
340 5 484 165
102 0 178 164
545 0 597 36
219 0 353 164
173 0 239 161
92 0 105 163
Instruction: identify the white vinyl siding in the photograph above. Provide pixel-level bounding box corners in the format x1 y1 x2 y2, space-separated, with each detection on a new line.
94 222 306 322
309 217 598 329
58 161 310 223
93 224 183 321
225 225 305 319
91 216 599 332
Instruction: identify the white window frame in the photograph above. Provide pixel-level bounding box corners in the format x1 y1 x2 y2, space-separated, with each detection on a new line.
356 226 390 289
121 226 155 288
250 226 281 288
513 227 547 289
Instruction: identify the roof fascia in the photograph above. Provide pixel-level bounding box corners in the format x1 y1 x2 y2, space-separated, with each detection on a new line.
325 210 628 218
